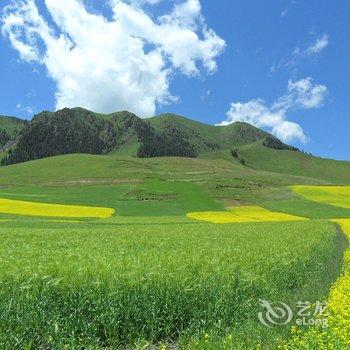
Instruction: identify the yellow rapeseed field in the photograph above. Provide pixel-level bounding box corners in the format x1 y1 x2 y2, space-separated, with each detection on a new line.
186 211 257 224
41 220 85 223
229 206 307 222
0 198 115 219
292 185 350 209
187 206 306 224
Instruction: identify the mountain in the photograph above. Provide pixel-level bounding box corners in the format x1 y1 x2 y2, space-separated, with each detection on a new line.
149 113 297 152
0 107 349 183
0 107 295 165
0 115 25 151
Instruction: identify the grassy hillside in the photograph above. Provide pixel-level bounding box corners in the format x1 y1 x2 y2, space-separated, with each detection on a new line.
239 142 350 183
1 153 350 221
0 152 325 187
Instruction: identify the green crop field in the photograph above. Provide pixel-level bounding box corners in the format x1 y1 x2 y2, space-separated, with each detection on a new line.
0 153 350 349
0 220 344 349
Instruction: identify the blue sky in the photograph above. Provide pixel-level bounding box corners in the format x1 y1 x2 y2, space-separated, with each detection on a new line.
1 0 349 160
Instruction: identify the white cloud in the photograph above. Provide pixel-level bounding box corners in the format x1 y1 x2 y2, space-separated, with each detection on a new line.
1 0 225 116
1 0 50 62
305 34 329 55
271 34 329 74
16 103 34 115
218 78 327 144
159 0 201 30
280 1 296 18
274 78 327 111
288 34 329 64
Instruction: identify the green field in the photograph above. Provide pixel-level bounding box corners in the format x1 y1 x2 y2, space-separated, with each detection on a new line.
0 153 350 349
0 220 344 349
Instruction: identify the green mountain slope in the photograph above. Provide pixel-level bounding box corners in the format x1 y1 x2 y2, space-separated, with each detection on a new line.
0 115 24 135
0 115 25 150
0 108 349 185
148 113 296 153
0 108 293 165
239 142 350 183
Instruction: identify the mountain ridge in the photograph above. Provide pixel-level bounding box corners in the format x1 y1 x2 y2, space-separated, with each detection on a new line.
0 107 296 166
1 108 350 183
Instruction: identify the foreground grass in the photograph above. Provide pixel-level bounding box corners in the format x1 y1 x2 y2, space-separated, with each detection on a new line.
0 220 343 349
285 220 350 349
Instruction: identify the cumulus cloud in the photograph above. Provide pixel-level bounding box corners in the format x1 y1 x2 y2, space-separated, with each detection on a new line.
1 0 225 116
218 78 327 144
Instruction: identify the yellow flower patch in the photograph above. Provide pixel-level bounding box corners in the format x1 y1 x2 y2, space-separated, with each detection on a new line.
0 198 115 219
292 185 350 209
187 206 306 224
41 220 85 223
186 211 257 224
229 206 307 222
